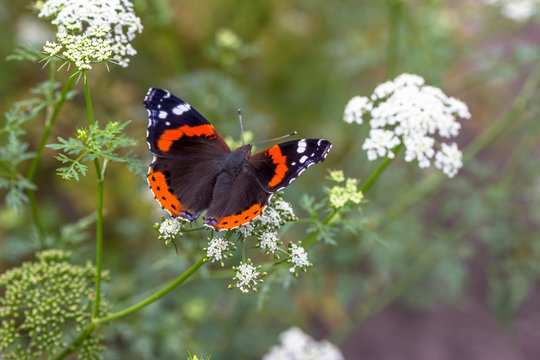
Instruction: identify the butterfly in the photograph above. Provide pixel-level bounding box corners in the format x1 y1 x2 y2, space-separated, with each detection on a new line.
143 88 332 231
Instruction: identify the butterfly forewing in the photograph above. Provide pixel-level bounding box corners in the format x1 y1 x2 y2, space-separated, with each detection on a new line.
248 139 332 192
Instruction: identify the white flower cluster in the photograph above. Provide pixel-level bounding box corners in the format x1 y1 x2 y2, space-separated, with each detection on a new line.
37 0 143 69
236 197 296 238
483 0 539 21
262 327 344 360
158 218 183 240
205 237 235 265
259 231 281 255
288 243 311 275
344 73 470 177
230 259 265 293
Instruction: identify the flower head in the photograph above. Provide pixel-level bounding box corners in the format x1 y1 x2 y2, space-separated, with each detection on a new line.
37 0 143 70
482 0 539 22
235 194 296 238
262 327 344 360
258 231 281 255
329 177 363 209
230 259 266 293
288 242 312 275
156 217 183 246
344 73 470 177
205 237 235 265
0 250 109 359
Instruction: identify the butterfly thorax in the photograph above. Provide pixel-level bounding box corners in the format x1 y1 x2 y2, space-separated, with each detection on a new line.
221 145 252 175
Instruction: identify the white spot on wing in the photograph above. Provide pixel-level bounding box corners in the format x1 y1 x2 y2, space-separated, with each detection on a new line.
299 155 308 164
159 111 168 119
297 139 307 153
173 103 191 115
165 121 171 126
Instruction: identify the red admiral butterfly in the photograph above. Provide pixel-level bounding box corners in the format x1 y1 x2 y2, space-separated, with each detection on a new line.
144 88 332 231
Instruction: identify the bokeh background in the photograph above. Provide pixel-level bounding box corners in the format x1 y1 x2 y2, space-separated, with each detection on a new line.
1 0 540 359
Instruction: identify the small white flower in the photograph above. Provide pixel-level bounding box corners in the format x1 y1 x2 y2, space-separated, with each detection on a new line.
158 218 182 239
231 260 265 293
262 327 344 360
205 237 235 265
345 73 469 177
258 207 282 228
362 129 400 160
483 0 539 22
288 243 311 274
343 96 371 124
435 142 463 178
273 199 296 221
43 41 62 56
259 231 280 254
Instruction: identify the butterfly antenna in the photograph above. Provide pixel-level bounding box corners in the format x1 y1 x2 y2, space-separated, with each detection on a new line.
253 131 298 146
238 109 245 146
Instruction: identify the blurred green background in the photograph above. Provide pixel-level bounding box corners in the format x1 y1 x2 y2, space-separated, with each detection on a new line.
1 0 540 358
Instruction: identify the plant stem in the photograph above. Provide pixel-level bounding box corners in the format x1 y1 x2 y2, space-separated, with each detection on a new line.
52 322 96 360
386 0 403 78
95 256 206 324
82 71 105 319
360 144 402 193
25 69 77 243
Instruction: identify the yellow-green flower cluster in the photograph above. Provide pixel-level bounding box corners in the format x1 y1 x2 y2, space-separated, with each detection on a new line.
328 170 363 209
0 250 109 360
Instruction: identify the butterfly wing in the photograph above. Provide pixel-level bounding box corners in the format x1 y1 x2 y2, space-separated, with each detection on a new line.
248 139 332 192
203 139 332 231
144 88 230 221
204 169 271 231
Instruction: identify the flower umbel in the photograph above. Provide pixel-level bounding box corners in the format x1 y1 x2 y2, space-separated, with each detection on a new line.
258 231 281 255
205 237 236 266
230 259 266 293
329 176 363 209
288 242 312 275
37 0 143 70
155 217 183 246
344 73 470 177
0 250 109 359
262 327 344 360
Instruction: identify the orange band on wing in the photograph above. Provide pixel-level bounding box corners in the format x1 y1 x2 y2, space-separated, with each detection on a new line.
157 124 216 152
266 145 288 187
206 203 265 230
147 168 184 216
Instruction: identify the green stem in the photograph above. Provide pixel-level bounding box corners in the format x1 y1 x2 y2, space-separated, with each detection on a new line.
52 322 96 360
82 71 105 319
25 69 76 243
386 0 403 78
360 144 402 193
0 159 15 176
95 256 206 324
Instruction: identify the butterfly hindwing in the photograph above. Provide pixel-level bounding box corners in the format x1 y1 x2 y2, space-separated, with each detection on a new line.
204 169 271 231
144 88 229 221
248 139 332 192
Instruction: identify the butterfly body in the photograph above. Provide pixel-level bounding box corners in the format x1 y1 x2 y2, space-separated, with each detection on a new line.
144 88 331 231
